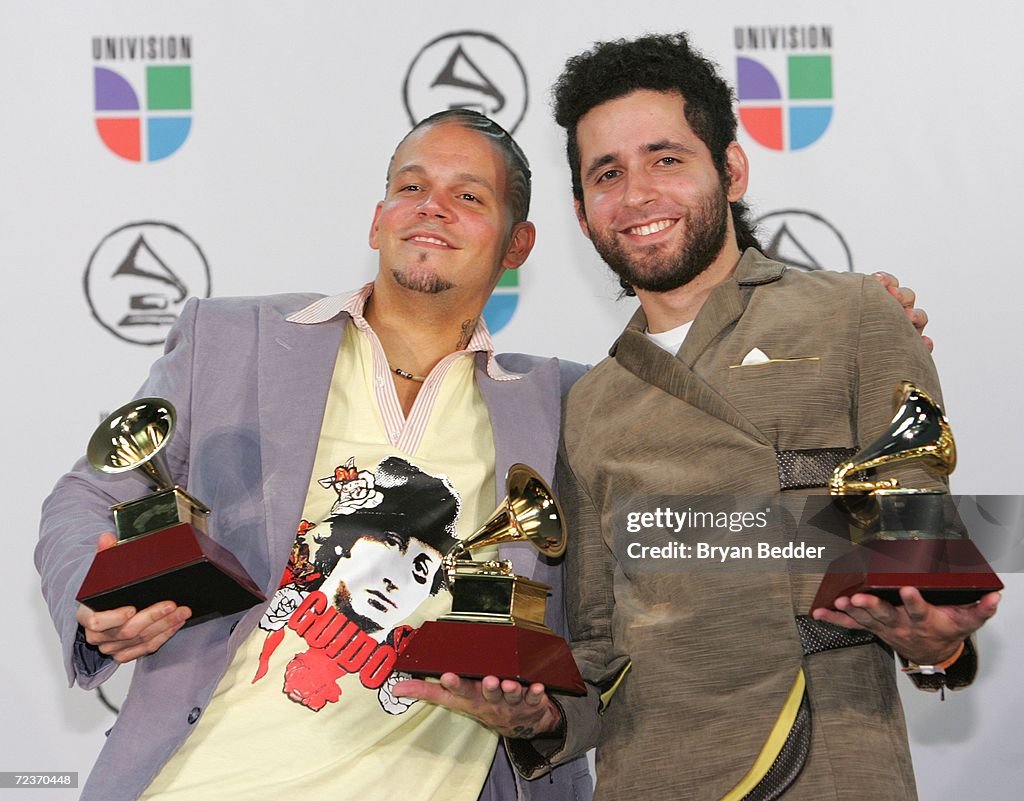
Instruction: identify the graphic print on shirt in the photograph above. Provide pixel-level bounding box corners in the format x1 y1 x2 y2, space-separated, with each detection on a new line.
253 456 461 714
318 456 385 515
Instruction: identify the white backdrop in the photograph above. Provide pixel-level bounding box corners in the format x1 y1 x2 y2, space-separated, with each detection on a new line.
2 2 1022 798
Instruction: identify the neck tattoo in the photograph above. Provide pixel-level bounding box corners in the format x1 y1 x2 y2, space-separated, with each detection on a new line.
456 318 477 350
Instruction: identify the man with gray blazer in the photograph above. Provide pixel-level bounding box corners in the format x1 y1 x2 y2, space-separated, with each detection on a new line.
36 109 590 801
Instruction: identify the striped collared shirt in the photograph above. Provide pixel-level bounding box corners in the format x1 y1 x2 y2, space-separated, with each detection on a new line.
286 282 518 452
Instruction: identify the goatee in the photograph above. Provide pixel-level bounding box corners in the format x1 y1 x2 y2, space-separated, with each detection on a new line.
391 263 455 295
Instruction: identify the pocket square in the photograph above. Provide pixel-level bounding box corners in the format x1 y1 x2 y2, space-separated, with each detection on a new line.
729 349 821 369
740 347 770 366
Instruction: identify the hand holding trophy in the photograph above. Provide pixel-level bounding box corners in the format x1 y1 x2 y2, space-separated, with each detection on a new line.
811 382 1004 611
395 463 585 695
76 397 265 626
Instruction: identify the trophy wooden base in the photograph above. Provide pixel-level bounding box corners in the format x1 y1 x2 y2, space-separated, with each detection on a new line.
811 537 1004 612
394 620 587 696
76 522 266 626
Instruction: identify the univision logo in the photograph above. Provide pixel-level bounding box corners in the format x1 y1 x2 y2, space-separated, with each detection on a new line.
92 36 193 162
483 268 517 334
735 25 833 151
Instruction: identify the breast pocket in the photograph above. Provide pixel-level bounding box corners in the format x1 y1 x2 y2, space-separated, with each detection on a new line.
726 358 854 452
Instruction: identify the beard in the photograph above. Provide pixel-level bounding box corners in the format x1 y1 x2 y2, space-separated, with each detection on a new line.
588 184 729 294
391 257 455 295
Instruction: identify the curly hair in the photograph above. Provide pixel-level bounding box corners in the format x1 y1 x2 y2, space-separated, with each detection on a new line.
552 32 760 264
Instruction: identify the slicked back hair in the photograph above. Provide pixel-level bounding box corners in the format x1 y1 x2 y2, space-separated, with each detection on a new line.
389 108 532 225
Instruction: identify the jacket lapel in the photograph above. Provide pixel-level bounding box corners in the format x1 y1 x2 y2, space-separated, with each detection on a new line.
256 305 349 591
612 250 786 446
476 354 562 581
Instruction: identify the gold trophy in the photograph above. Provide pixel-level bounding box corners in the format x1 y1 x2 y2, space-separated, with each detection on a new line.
811 382 1003 611
76 397 265 625
395 463 585 694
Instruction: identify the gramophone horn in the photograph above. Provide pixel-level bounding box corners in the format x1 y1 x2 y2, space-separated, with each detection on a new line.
453 463 566 561
830 382 956 495
87 397 177 492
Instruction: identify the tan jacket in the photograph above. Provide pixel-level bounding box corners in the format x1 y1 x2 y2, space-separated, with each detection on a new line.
516 251 974 801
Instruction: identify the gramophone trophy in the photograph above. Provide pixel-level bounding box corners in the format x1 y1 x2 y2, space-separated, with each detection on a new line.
395 463 586 695
811 382 1003 611
76 398 265 625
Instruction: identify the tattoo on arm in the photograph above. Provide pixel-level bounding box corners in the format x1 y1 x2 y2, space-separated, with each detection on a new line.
511 725 535 739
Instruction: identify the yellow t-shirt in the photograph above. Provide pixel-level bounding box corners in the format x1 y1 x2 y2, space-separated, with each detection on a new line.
143 322 500 801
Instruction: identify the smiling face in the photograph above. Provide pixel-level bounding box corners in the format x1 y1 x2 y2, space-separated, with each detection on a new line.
369 120 534 308
573 89 747 294
320 532 443 635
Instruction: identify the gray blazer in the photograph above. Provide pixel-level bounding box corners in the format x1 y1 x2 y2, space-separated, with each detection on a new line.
36 293 592 801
